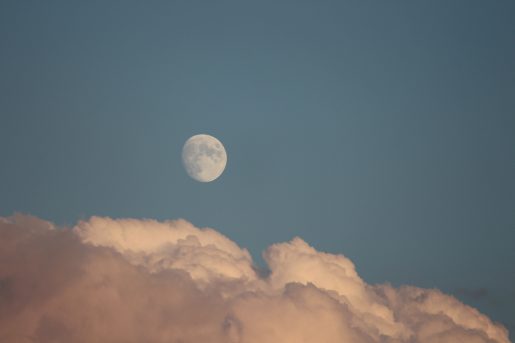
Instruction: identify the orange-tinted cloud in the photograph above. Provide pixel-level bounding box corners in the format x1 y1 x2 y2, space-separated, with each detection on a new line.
0 214 510 343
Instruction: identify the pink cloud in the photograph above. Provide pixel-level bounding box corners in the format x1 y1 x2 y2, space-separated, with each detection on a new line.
0 214 510 343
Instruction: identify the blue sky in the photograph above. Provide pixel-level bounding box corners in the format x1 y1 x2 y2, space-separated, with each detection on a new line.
1 0 514 335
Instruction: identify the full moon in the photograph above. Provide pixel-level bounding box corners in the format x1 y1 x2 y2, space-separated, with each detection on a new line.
182 134 227 182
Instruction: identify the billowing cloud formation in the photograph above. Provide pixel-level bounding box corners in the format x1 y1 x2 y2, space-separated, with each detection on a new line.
0 214 510 343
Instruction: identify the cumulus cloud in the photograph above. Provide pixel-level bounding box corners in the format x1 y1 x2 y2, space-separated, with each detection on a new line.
0 214 510 343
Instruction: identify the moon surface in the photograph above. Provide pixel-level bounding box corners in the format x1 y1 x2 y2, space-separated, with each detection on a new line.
182 134 227 182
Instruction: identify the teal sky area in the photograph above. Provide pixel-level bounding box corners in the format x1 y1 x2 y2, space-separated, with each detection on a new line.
1 1 514 335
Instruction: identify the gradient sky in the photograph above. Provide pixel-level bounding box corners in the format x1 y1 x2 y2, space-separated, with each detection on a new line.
1 0 514 335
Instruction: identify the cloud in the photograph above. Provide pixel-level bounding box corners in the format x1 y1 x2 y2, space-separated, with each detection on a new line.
0 214 510 343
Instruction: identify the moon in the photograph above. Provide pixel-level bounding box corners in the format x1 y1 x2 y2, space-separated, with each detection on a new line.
182 134 227 182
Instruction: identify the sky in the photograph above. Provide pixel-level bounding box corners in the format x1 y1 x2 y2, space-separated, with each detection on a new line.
1 0 514 339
